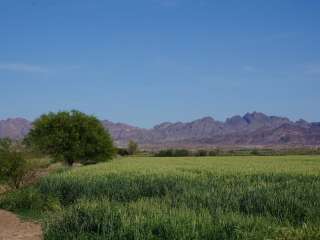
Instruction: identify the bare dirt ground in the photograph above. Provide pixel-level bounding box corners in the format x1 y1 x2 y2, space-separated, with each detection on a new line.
0 162 65 240
0 210 42 240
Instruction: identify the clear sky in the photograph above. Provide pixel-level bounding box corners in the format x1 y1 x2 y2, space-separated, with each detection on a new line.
0 0 319 127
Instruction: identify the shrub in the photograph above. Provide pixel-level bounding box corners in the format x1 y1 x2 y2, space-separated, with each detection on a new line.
250 149 260 156
116 148 129 156
154 149 191 157
174 149 190 157
0 139 28 189
208 148 222 156
155 149 174 157
127 140 139 155
196 149 208 156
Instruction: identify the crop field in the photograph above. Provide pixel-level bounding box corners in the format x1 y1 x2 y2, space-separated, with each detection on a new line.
1 155 320 239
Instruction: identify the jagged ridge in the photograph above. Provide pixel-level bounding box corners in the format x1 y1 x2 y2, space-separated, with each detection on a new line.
1 112 320 147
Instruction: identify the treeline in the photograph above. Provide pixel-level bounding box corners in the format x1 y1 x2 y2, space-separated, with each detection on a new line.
153 147 320 157
154 149 221 157
116 140 140 156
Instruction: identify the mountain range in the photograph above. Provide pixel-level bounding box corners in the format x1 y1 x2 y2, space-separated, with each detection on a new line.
1 112 320 148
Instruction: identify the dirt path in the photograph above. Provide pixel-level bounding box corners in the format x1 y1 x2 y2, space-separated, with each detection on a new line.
0 210 42 240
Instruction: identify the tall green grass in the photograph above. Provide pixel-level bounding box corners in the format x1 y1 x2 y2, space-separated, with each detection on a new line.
1 156 320 239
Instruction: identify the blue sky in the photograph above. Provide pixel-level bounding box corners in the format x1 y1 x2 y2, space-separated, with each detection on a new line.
0 0 319 127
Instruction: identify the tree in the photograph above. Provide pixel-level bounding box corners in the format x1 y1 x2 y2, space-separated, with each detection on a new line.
116 148 129 156
0 139 28 189
0 138 12 151
196 149 208 157
25 110 115 166
127 140 139 155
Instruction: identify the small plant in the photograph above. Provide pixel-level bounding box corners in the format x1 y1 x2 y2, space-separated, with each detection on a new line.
0 139 28 189
127 140 139 155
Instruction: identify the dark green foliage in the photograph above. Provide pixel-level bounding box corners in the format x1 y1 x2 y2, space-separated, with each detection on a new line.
174 149 190 157
154 149 191 157
25 110 115 165
155 149 174 157
154 147 320 157
116 148 129 156
195 149 208 156
38 173 186 205
208 149 220 156
0 138 12 151
250 149 260 156
44 200 279 240
127 140 139 155
0 139 28 188
0 187 60 212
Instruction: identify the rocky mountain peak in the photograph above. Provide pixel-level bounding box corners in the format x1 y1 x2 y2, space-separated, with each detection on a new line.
192 116 216 125
1 113 319 147
296 119 309 128
153 122 173 130
243 112 268 124
226 115 247 125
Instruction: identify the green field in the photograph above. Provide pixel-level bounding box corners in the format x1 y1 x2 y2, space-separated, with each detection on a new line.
1 155 320 239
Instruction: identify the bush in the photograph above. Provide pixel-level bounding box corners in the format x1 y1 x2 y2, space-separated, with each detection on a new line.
127 140 139 155
154 148 227 157
208 148 222 156
154 149 191 157
154 149 174 157
116 148 129 156
250 149 260 156
174 149 190 157
0 139 28 189
196 149 208 156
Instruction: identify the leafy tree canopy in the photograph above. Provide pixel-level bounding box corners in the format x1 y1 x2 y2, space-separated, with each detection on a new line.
25 110 115 165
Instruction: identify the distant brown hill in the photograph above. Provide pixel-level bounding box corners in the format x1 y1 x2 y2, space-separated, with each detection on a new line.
0 118 31 140
1 112 320 148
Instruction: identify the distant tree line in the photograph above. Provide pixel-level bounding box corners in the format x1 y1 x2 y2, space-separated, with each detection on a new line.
154 148 222 157
116 140 140 156
153 147 320 157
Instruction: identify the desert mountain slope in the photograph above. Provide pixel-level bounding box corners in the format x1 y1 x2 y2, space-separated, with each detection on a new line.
1 112 320 147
